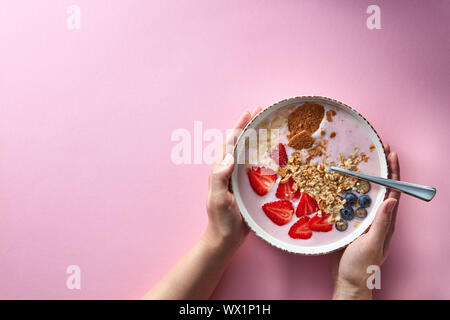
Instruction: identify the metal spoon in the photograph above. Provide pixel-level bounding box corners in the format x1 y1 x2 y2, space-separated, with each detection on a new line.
330 166 436 201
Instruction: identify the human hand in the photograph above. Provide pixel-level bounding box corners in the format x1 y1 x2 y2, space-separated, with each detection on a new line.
204 107 262 252
332 144 401 299
144 110 261 300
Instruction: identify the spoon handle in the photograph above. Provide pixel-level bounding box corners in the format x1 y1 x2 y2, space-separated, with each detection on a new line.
330 166 436 201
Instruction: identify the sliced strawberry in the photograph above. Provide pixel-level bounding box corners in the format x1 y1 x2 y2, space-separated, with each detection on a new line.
270 143 288 166
308 213 333 232
276 177 301 201
296 193 320 217
247 166 277 196
262 200 294 226
288 216 312 239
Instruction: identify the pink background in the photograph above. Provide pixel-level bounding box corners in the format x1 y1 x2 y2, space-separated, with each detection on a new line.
1 0 449 299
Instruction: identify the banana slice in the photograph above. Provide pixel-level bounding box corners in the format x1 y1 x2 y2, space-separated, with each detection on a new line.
355 207 367 218
355 180 371 194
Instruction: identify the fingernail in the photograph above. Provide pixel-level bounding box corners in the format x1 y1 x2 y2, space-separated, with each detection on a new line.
222 153 234 166
386 199 397 214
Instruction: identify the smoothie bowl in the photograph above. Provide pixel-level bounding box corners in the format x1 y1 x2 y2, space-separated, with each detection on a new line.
231 96 388 255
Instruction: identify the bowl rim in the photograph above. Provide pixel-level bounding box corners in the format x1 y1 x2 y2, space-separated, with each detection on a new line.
231 95 388 255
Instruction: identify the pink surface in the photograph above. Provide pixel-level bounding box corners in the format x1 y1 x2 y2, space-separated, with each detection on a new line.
0 0 449 299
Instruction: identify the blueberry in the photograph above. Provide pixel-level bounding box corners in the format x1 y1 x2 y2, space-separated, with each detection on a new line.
358 195 372 208
335 220 348 232
340 207 355 220
355 207 367 218
344 192 358 207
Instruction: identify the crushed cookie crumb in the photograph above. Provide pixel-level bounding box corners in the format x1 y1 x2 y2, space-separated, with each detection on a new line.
288 130 315 150
305 139 327 164
288 102 324 138
361 153 369 162
369 145 375 152
326 109 337 122
330 132 336 139
308 145 324 158
320 130 326 136
286 102 325 151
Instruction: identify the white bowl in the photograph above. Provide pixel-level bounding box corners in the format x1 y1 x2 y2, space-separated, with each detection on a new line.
231 96 388 255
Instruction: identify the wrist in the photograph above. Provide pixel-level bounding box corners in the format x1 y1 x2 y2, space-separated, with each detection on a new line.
201 226 240 257
333 277 372 300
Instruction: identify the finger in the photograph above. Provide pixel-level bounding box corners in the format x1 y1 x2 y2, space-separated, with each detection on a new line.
383 143 390 155
384 152 401 253
387 152 401 201
250 106 262 118
382 144 390 200
387 151 400 182
222 111 252 158
233 110 253 131
367 198 397 247
227 108 260 147
210 153 235 193
383 212 398 256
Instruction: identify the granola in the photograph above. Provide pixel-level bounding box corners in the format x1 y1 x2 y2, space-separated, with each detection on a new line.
278 147 368 219
247 102 372 233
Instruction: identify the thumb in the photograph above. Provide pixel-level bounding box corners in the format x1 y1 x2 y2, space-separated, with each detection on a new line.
368 198 397 246
209 153 235 192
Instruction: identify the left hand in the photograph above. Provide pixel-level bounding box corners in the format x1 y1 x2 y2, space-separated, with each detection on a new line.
204 108 261 251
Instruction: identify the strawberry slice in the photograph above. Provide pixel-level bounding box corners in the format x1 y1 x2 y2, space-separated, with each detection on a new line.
296 193 320 217
308 213 333 232
262 200 294 226
247 166 277 196
288 216 312 239
276 177 301 201
270 143 288 166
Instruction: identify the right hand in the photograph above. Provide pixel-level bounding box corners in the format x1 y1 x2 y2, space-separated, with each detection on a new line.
332 144 401 299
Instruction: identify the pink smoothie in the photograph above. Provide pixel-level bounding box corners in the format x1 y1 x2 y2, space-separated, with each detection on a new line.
236 101 385 248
